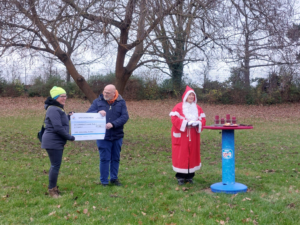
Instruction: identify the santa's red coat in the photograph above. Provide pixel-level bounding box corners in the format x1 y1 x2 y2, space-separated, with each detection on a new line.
169 87 206 173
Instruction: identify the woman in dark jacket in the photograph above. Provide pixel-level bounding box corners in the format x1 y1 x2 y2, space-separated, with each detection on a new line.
41 86 75 198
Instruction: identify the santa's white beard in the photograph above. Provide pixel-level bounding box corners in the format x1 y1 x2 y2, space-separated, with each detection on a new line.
182 102 198 121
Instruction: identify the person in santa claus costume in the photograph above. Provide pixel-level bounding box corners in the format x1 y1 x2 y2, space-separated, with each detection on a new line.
169 86 206 185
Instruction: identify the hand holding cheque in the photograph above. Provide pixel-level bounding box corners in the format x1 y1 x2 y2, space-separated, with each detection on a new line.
97 110 113 130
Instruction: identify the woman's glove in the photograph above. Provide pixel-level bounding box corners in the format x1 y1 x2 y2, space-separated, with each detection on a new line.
68 112 75 120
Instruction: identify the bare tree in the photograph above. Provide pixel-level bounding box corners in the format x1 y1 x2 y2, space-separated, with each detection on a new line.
219 0 295 88
0 0 98 102
62 0 184 94
144 0 220 91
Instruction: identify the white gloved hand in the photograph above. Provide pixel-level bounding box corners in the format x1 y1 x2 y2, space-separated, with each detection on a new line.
192 121 200 126
188 121 195 126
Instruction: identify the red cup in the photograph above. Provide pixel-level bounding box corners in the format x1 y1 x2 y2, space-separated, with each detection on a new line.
232 116 237 124
226 114 231 123
215 115 219 124
221 118 225 124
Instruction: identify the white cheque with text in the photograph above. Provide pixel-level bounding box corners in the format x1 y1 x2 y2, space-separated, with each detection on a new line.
71 113 106 141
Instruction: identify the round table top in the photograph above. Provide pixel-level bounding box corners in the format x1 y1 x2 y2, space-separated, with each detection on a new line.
203 125 253 130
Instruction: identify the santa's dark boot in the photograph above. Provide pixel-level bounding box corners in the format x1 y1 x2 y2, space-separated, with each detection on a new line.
177 178 185 185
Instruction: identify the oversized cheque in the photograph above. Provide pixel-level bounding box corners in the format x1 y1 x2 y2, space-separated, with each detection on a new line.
71 113 106 141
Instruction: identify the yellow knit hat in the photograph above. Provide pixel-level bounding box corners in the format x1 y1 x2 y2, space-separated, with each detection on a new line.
50 86 66 99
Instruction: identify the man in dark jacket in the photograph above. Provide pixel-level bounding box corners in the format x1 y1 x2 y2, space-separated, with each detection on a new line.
87 84 129 186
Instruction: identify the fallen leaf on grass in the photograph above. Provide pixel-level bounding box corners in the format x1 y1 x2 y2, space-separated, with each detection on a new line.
182 187 189 191
263 169 275 173
175 187 179 191
231 194 238 199
193 213 196 217
48 211 56 216
220 220 225 225
242 218 252 222
169 210 175 216
242 197 251 201
93 206 96 210
141 211 146 216
287 203 295 208
110 194 118 198
57 205 61 208
83 209 88 214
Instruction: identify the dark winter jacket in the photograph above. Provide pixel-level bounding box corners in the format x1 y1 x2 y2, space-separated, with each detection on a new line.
41 97 75 149
87 94 129 141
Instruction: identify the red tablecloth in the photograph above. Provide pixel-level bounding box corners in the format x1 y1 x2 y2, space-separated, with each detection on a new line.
203 125 253 130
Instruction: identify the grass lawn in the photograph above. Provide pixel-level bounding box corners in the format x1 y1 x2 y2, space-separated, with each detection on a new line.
0 98 300 224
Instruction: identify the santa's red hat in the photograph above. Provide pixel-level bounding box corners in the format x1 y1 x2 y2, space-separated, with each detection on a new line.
182 86 197 103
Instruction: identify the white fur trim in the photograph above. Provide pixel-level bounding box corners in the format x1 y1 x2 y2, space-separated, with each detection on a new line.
197 121 202 133
180 120 188 132
183 90 197 103
173 132 181 138
198 113 206 120
169 111 184 119
172 163 201 173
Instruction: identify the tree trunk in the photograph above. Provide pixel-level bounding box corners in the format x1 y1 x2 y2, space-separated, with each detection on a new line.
57 51 97 103
243 41 250 88
115 69 131 95
114 26 131 95
66 69 71 82
170 62 184 92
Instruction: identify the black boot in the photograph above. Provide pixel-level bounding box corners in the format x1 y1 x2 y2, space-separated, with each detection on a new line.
110 179 122 186
186 179 193 184
177 178 185 185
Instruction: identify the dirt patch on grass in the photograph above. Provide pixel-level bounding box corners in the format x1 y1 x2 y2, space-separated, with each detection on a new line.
1 97 300 121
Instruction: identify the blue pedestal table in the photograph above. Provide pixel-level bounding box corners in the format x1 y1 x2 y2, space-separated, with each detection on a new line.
203 125 253 194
